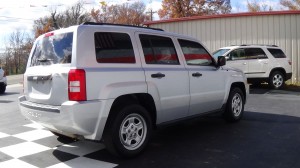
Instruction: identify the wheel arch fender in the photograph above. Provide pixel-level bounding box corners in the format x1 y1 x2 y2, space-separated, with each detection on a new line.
88 81 149 140
269 68 286 79
224 79 247 105
98 92 159 141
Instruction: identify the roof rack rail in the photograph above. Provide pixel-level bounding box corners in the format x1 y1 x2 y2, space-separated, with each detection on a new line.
237 44 279 47
81 22 164 31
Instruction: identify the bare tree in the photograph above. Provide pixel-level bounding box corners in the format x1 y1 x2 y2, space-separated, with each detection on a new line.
280 0 300 10
158 0 232 19
90 1 150 26
90 1 111 23
247 0 273 12
2 30 33 75
33 2 91 37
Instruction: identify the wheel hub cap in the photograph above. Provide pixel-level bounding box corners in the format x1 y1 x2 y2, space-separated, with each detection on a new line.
232 93 242 117
273 74 283 88
120 114 147 150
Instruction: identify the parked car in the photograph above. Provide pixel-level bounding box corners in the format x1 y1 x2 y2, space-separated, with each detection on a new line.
0 67 7 94
19 23 248 158
213 45 292 89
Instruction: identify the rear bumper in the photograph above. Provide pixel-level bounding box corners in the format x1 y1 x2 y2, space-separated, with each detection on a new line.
18 95 108 140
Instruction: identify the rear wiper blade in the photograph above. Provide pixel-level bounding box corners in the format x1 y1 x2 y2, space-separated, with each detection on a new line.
37 58 53 62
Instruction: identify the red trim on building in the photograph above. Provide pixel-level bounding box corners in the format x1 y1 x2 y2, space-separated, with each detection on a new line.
144 11 300 26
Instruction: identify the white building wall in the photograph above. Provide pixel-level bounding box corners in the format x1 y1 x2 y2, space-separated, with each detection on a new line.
149 13 300 82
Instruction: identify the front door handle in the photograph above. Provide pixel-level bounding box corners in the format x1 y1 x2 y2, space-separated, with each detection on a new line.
192 72 202 77
243 62 247 65
151 73 165 78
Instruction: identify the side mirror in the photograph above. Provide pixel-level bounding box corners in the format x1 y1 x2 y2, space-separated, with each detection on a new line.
218 56 226 66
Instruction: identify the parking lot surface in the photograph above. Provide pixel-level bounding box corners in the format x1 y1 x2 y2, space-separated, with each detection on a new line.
0 84 300 168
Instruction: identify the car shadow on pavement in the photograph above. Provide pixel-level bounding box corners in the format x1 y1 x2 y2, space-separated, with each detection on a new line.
250 84 300 95
250 84 271 94
85 111 300 168
0 92 20 96
0 100 14 103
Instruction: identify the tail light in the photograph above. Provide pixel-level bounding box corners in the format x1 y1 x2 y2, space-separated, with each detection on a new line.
3 71 6 77
68 69 86 101
45 32 54 37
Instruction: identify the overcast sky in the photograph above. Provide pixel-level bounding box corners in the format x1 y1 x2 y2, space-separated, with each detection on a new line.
0 0 281 51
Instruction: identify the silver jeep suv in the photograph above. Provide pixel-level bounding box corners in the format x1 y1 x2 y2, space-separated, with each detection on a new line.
213 45 292 89
19 23 248 158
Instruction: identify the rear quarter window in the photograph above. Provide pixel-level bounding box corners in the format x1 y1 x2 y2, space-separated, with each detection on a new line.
267 48 287 58
94 32 135 63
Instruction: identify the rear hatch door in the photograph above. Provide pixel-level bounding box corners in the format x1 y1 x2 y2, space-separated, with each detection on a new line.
24 32 74 106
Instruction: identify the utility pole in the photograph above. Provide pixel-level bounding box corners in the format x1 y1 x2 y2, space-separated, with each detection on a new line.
146 9 157 21
146 0 157 21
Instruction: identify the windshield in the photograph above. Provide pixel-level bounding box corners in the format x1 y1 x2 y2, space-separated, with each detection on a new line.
212 49 230 59
30 32 73 66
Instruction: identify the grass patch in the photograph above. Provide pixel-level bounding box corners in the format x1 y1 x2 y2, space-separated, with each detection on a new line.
285 80 300 91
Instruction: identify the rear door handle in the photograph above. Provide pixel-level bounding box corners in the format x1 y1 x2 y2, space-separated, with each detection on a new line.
243 62 247 65
151 73 165 78
192 72 202 77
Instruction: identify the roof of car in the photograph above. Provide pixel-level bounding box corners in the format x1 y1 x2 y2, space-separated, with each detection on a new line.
77 22 201 43
219 44 280 50
81 22 164 32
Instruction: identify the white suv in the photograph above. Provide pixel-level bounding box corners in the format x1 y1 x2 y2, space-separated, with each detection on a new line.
213 45 292 89
0 68 7 94
19 23 248 158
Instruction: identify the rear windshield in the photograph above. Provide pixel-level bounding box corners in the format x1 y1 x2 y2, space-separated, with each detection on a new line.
267 48 286 58
30 32 73 66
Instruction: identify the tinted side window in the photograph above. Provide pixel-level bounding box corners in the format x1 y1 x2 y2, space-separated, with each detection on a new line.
140 34 179 65
178 39 213 66
267 48 286 58
228 49 246 60
94 32 135 63
245 48 267 59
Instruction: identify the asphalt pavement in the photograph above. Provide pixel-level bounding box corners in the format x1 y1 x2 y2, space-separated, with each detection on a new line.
0 85 300 168
6 74 23 85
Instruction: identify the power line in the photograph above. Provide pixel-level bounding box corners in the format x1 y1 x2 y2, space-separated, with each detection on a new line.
0 19 33 23
0 16 34 21
0 1 96 9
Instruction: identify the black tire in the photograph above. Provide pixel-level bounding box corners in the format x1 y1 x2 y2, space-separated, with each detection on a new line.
51 131 72 139
269 71 285 90
223 87 245 122
103 104 152 158
0 84 6 94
